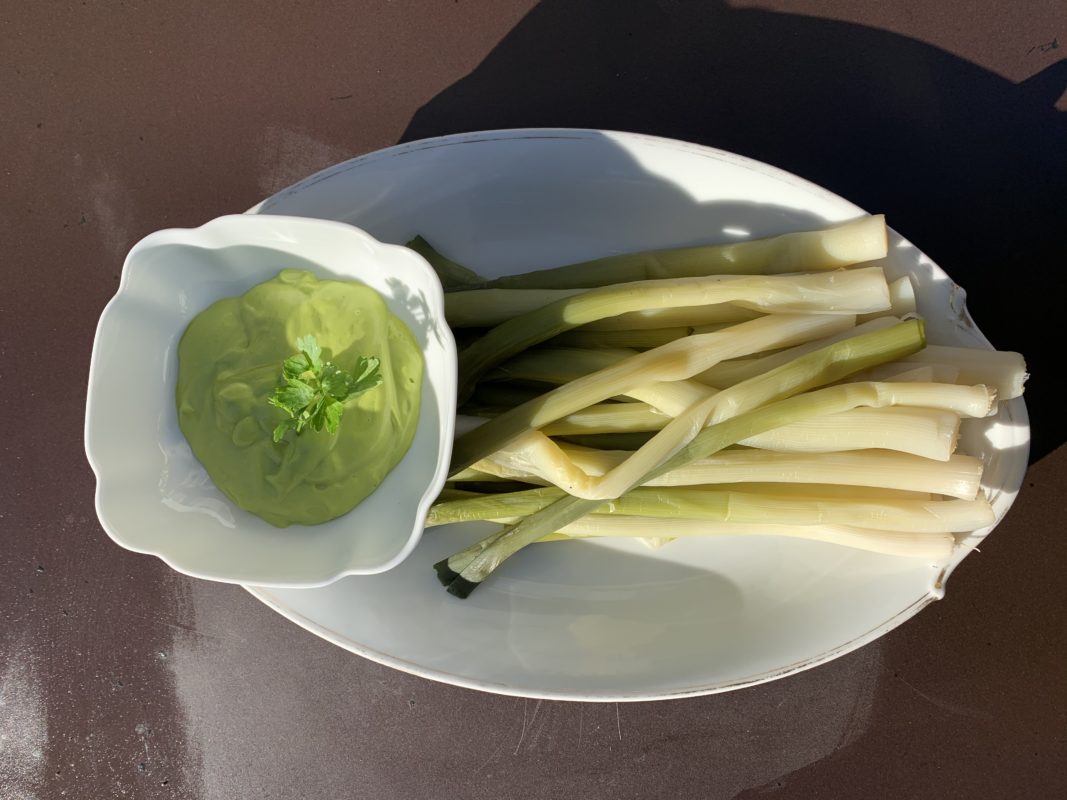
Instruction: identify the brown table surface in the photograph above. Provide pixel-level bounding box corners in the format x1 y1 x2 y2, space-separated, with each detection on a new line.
3 2 1065 798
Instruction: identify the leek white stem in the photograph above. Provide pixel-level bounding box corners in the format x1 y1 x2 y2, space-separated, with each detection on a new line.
697 316 901 387
740 406 962 461
546 518 955 559
897 345 1027 399
446 288 584 327
540 401 963 452
554 446 983 499
583 303 761 330
858 276 916 322
475 215 889 290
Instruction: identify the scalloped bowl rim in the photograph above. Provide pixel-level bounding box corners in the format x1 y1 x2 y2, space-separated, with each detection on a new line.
84 214 458 587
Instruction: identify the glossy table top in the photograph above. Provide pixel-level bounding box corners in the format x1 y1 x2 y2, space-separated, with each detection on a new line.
2 2 1065 797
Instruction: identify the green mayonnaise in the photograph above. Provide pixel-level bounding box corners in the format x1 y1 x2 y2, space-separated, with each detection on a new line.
176 269 423 527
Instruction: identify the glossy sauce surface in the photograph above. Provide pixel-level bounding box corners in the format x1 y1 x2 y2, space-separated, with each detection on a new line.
176 269 423 526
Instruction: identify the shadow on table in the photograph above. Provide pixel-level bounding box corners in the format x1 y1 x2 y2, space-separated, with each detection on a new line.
402 0 1067 463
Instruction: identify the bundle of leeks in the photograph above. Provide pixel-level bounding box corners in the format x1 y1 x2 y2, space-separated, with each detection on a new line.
408 216 1027 598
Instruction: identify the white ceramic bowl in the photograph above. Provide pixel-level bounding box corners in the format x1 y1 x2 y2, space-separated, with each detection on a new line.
84 214 457 587
242 130 1029 700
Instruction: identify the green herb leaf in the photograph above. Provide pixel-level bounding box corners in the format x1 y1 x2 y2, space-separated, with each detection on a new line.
348 356 384 395
268 335 383 443
322 397 344 434
296 334 322 371
318 363 351 400
272 417 300 443
268 378 316 416
282 354 310 380
307 395 330 432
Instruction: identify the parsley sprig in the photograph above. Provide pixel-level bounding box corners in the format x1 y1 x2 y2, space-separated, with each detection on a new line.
268 335 383 443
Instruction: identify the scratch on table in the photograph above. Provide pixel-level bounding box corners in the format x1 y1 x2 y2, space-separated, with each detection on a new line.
528 700 543 731
471 742 503 779
513 699 529 755
127 614 247 645
513 699 543 754
577 706 584 748
615 703 622 740
896 675 987 719
527 700 548 749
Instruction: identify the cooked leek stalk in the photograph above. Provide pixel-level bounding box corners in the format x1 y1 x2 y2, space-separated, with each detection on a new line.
406 235 484 289
468 215 888 290
696 316 901 388
456 267 890 398
427 485 993 533
545 519 955 560
451 313 857 473
584 303 761 330
447 292 764 331
540 403 962 454
446 288 584 327
540 402 668 435
624 381 716 416
576 452 981 501
858 364 961 384
472 446 984 500
741 406 963 461
488 347 716 414
893 345 1027 400
681 482 936 500
838 382 992 417
705 340 1026 400
858 276 916 322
